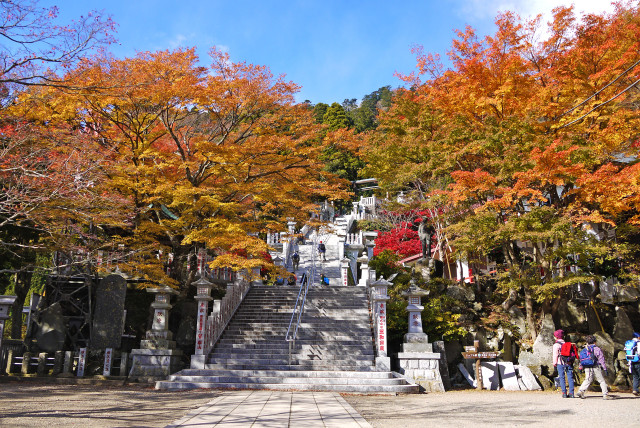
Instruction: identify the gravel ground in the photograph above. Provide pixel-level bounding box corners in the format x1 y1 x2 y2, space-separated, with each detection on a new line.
0 381 217 427
343 389 640 428
0 380 638 427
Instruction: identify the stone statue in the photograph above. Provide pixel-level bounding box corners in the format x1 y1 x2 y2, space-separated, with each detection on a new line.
417 219 435 261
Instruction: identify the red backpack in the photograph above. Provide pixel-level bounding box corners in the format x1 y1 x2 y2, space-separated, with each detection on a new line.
560 341 578 364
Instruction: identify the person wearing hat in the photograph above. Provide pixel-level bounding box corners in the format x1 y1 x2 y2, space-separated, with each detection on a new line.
552 329 575 398
630 332 640 396
576 335 610 399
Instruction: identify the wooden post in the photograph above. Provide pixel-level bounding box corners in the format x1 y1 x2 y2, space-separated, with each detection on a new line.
461 340 501 390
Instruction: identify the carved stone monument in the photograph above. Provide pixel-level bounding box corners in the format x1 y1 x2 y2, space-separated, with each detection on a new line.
91 274 127 350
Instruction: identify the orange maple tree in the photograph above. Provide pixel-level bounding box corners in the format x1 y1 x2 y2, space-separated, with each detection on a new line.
364 3 640 339
22 48 351 288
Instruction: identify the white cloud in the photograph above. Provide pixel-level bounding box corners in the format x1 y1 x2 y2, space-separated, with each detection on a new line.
457 0 616 23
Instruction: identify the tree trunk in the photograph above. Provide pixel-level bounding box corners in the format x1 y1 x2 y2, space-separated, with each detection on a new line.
10 270 33 339
501 288 519 311
524 284 537 341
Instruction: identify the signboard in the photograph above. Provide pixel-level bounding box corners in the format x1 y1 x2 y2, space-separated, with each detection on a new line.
103 348 113 376
196 300 207 354
462 351 501 359
77 348 87 377
377 302 386 354
464 346 477 352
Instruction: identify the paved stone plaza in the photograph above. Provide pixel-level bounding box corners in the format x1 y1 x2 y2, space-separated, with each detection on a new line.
0 381 639 427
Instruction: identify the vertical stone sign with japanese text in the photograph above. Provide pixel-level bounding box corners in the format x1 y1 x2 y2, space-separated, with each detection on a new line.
92 274 127 350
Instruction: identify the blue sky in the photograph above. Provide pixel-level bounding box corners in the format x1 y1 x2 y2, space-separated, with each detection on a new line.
43 0 614 105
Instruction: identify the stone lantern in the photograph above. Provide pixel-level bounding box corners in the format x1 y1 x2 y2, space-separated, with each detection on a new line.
0 295 17 356
129 286 183 381
396 276 445 392
369 277 391 370
273 255 283 267
401 277 429 341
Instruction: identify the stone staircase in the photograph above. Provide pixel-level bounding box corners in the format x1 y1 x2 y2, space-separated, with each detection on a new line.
156 286 419 393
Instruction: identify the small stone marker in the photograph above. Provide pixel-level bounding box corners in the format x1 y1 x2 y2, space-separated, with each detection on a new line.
480 361 500 390
77 348 87 377
461 340 501 390
497 361 521 391
458 363 476 387
514 365 541 390
103 348 113 376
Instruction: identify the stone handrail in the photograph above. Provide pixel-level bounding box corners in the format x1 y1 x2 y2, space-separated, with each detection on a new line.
202 278 252 356
266 232 283 244
345 231 363 245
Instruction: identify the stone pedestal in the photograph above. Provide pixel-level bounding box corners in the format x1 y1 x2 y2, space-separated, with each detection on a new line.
129 287 183 382
397 350 445 392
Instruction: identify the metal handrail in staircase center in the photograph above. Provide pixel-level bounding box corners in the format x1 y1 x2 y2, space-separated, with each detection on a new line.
285 239 317 365
285 269 311 365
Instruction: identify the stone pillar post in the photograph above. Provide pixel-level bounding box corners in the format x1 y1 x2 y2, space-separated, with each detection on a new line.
370 278 391 370
352 201 358 218
337 233 346 260
62 351 73 375
287 219 296 234
340 258 351 286
21 352 31 375
119 352 129 376
192 275 213 369
0 296 17 360
37 352 47 376
52 351 64 376
358 255 370 287
346 244 364 285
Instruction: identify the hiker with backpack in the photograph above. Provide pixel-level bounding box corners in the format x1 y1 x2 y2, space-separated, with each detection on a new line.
577 335 610 399
625 332 640 396
318 241 326 261
291 251 300 271
553 329 576 398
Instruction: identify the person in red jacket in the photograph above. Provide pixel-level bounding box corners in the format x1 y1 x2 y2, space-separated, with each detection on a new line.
552 329 575 398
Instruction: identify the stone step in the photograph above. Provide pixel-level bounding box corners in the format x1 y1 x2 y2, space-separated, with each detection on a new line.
174 369 392 378
207 357 375 367
202 362 376 371
222 324 372 331
210 352 375 360
217 338 373 346
162 375 406 386
156 380 419 393
214 343 374 352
